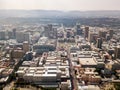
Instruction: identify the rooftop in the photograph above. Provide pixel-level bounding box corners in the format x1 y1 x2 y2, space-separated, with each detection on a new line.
79 58 97 65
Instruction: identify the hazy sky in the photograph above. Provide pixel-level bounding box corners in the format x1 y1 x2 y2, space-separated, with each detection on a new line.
0 0 120 11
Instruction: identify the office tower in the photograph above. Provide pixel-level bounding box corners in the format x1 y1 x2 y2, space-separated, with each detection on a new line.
48 24 53 31
23 41 29 53
44 24 57 39
76 23 82 35
44 26 49 37
106 34 110 41
16 31 31 43
24 32 31 43
44 24 52 38
114 46 120 59
96 38 102 49
84 26 89 39
109 29 113 38
88 30 98 43
7 31 14 39
16 31 24 43
13 28 16 38
88 31 94 42
0 31 6 40
99 30 107 38
48 24 57 39
52 28 57 39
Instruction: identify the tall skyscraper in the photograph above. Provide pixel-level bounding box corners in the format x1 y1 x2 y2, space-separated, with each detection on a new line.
114 46 120 59
76 23 82 35
7 31 14 39
16 31 31 43
24 32 31 43
0 31 7 40
23 41 30 53
88 31 94 42
88 30 98 43
13 28 16 39
99 30 107 39
96 38 103 49
44 24 57 39
109 29 113 38
84 26 89 39
16 31 24 43
48 24 53 31
106 34 110 41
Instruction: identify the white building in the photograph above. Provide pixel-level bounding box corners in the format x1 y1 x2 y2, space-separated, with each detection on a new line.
16 66 69 85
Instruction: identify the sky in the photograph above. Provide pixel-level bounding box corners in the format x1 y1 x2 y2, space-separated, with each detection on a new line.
0 0 120 11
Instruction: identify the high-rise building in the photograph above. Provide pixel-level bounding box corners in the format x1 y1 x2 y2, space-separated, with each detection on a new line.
96 38 102 49
16 31 31 43
23 41 30 53
0 31 6 40
52 28 57 39
16 31 24 43
106 34 110 41
24 32 31 43
44 26 49 37
99 30 107 39
88 31 94 42
7 31 14 39
48 24 53 31
44 24 57 39
109 29 113 38
84 26 89 39
114 46 120 59
76 23 82 35
88 30 98 43
13 28 16 38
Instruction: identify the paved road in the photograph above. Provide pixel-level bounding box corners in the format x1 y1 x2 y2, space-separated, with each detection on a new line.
57 40 78 90
67 51 78 90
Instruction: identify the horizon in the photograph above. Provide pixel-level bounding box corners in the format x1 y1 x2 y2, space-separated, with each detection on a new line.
1 9 120 12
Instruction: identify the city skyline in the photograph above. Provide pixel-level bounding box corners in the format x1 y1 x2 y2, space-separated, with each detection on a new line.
0 0 120 11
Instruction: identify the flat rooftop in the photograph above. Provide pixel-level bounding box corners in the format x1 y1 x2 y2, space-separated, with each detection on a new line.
79 58 97 65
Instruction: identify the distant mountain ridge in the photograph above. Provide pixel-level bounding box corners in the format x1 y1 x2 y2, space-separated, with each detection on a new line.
0 10 120 18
